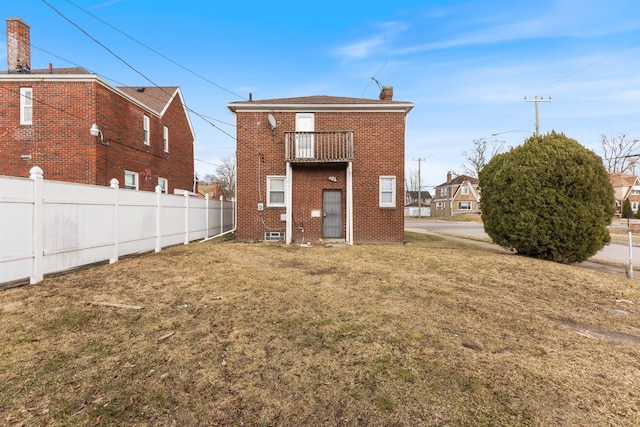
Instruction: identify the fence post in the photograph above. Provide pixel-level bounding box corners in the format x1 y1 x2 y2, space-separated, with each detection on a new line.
155 185 162 253
110 178 119 264
205 194 210 240
220 196 224 234
184 191 190 245
30 166 44 284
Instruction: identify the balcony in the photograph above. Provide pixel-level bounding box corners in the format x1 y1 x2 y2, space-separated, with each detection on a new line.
285 131 354 163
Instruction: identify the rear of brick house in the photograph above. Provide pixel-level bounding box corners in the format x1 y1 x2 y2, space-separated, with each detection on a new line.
0 18 195 193
228 87 413 244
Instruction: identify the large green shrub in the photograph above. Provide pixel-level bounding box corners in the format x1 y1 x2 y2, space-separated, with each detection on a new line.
479 131 615 264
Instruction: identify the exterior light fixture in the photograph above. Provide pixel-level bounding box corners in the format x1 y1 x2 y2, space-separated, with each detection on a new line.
90 123 107 145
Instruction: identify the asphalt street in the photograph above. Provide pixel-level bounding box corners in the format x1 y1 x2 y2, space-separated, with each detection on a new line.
405 219 640 272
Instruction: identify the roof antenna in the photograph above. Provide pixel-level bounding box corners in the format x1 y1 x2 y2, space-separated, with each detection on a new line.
371 77 383 90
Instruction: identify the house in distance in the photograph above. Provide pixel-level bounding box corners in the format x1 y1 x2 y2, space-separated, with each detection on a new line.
228 87 413 244
0 18 195 194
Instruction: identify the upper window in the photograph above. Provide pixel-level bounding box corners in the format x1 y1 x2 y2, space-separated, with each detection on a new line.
143 115 150 145
440 187 447 196
461 185 469 195
20 87 32 125
267 176 286 207
379 176 396 208
163 126 169 152
124 170 139 190
158 177 168 194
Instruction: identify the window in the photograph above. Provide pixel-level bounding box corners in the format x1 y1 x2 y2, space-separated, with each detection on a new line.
440 187 447 196
163 126 169 152
20 87 32 125
379 176 396 208
124 170 139 190
461 185 469 195
158 177 168 194
632 202 639 213
143 115 150 145
458 201 472 210
436 202 444 209
267 176 285 207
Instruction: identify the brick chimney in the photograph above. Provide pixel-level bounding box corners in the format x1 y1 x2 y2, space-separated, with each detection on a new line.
6 18 30 73
447 171 452 184
379 86 393 101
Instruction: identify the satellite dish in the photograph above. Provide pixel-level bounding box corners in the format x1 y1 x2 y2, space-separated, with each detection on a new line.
268 113 277 130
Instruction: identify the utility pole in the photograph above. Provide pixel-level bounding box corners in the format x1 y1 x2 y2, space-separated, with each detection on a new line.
524 96 551 136
413 158 425 218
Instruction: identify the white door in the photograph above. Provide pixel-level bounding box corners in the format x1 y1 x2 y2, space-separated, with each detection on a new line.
295 113 314 158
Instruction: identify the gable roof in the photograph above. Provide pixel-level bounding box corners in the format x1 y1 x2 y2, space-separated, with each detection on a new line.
119 86 180 116
435 174 479 188
610 173 639 187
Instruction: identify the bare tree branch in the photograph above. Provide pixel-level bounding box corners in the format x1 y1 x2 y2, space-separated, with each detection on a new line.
600 134 640 174
461 138 503 178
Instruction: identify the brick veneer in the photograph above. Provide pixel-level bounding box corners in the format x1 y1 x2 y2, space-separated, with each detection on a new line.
235 109 408 244
0 79 194 193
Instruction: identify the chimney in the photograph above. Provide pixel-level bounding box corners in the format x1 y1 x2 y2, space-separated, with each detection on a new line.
6 18 30 73
446 171 452 184
379 86 393 101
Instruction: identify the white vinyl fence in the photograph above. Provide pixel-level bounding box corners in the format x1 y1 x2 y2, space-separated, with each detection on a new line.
1 167 235 287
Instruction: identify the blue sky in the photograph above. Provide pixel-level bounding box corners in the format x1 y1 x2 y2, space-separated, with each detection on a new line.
4 0 640 190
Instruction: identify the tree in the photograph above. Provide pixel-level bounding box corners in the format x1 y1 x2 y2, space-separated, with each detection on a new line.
600 133 639 174
214 156 236 200
622 198 634 220
405 168 420 204
461 138 503 178
479 131 615 264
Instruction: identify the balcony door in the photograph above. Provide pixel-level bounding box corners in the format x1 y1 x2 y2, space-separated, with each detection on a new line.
295 113 314 159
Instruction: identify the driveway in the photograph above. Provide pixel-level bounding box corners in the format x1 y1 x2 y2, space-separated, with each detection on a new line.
405 218 639 278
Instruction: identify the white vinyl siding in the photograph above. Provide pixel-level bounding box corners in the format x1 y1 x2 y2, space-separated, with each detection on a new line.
267 176 286 207
379 176 396 208
143 115 150 145
20 87 33 125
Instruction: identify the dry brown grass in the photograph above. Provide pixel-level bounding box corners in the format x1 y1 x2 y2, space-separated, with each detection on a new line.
2 233 640 426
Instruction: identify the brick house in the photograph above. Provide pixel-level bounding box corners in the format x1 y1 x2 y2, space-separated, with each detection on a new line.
227 87 413 244
609 173 640 215
431 172 480 217
0 18 195 193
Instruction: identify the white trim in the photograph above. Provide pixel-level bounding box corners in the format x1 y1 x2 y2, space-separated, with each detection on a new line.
379 176 396 208
20 87 33 125
143 115 150 145
228 104 414 113
124 170 139 190
266 175 286 207
163 125 169 152
347 162 353 245
158 177 168 194
285 164 292 245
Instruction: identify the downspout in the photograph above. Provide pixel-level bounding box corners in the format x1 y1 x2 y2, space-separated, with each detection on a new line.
286 162 293 244
347 162 353 245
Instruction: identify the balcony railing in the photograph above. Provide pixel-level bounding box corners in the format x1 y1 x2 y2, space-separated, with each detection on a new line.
285 131 354 163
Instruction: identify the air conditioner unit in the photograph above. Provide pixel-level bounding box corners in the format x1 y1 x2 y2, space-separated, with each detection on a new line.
264 231 285 242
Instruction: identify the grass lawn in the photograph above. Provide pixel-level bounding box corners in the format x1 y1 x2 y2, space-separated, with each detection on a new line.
1 232 639 426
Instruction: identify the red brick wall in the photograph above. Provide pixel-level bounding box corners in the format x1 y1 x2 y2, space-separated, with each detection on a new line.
235 109 407 243
0 78 194 193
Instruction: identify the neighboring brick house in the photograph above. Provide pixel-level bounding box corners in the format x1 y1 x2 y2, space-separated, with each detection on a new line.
431 172 480 217
227 87 413 244
610 173 640 215
0 18 195 193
